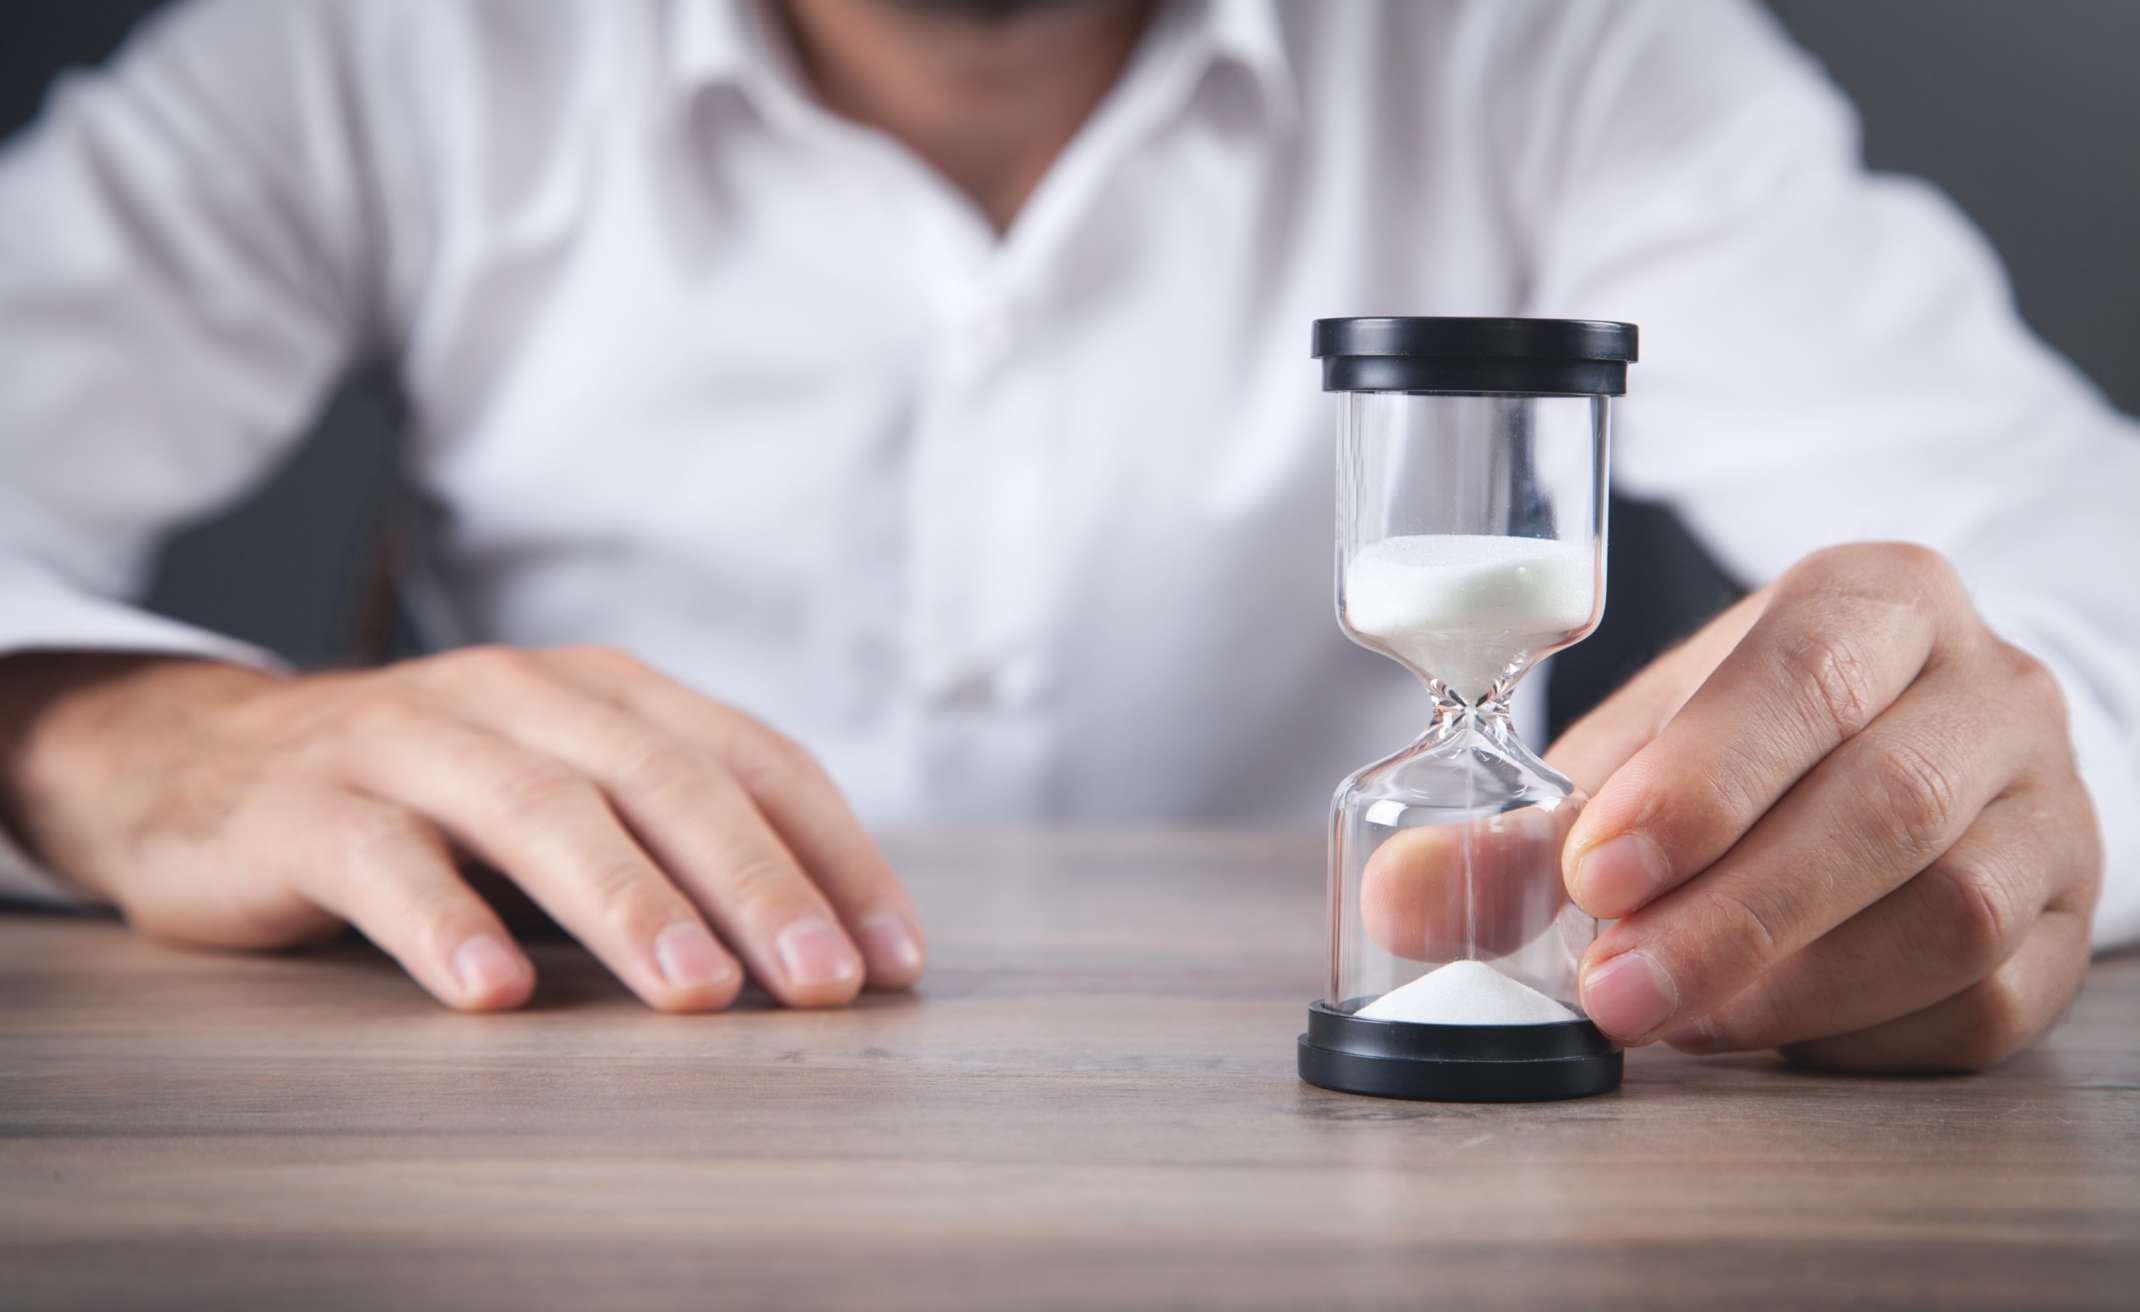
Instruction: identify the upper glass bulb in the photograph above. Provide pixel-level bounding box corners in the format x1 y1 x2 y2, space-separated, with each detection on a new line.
1335 391 1607 710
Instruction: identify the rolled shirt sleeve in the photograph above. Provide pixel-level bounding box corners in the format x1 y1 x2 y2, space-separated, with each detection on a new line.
0 0 372 901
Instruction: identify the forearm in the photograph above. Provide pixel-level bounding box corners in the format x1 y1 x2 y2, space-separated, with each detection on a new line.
0 0 367 872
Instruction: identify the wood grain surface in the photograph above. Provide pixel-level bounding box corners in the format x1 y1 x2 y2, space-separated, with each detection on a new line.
3 828 2136 1310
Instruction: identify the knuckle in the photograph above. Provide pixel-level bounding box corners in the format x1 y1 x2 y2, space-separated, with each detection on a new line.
488 756 593 820
1705 881 1784 964
331 801 431 860
551 644 645 677
1797 541 1959 602
1874 541 1955 586
723 854 804 920
727 727 818 793
1860 735 1962 858
463 642 537 672
345 689 431 740
1918 858 2023 977
1788 541 1950 595
584 853 666 927
1777 628 1882 742
621 739 711 801
306 802 433 901
1677 754 1758 840
767 729 818 774
1998 642 2066 715
1786 543 1860 585
392 876 465 926
398 882 484 954
423 644 535 682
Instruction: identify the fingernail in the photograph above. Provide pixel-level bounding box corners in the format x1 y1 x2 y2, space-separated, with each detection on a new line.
1574 832 1672 914
854 912 925 983
654 922 734 991
453 934 527 1000
775 919 862 991
1582 949 1679 1038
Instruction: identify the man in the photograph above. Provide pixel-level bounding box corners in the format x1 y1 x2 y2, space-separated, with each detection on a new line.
1 0 2133 1071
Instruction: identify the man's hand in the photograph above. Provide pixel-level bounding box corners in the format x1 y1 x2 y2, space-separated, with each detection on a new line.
0 647 925 1012
1550 543 2101 1072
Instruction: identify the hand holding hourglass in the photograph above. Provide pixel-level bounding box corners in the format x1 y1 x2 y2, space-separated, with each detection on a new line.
1298 319 2100 1096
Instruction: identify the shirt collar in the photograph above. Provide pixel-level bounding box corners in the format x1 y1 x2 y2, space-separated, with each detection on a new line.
1193 0 1299 135
667 0 1298 137
667 0 794 104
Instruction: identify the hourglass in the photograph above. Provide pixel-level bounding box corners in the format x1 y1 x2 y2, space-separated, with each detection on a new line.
1298 317 1638 1101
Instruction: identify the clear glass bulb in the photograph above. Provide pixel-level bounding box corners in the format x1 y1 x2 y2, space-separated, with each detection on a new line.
1329 391 1610 1019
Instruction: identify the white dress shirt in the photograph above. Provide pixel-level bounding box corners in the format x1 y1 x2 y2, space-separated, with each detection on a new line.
2 0 2136 947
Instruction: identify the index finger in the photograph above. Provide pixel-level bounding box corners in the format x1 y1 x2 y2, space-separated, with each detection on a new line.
1559 545 1965 920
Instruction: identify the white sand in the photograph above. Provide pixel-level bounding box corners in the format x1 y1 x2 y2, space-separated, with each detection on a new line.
1343 534 1595 701
1355 959 1579 1025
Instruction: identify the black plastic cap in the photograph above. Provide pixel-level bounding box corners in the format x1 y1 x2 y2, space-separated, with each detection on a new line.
1311 316 1639 396
1298 1000 1623 1102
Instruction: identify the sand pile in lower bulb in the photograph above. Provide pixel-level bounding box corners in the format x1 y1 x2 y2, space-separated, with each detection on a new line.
1355 959 1578 1025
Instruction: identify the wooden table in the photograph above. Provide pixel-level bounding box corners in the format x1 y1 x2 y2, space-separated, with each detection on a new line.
4 829 2136 1309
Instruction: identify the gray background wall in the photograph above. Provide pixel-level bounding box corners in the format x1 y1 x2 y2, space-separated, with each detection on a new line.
4 1 2137 671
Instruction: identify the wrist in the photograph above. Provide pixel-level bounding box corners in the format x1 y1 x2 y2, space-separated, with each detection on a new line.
0 653 278 893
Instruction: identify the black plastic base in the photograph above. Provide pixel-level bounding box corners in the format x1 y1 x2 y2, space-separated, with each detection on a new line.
1298 1000 1622 1102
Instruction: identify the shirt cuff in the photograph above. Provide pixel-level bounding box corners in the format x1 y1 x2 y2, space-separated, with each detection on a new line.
0 566 285 907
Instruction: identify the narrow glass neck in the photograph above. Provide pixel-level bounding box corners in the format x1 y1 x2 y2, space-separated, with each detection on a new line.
1427 685 1517 737
1411 682 1575 798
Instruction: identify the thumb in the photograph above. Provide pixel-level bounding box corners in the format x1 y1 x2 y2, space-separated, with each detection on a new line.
1544 587 1772 796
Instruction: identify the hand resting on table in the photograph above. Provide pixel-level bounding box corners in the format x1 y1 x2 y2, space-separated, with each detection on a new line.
0 645 925 1012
